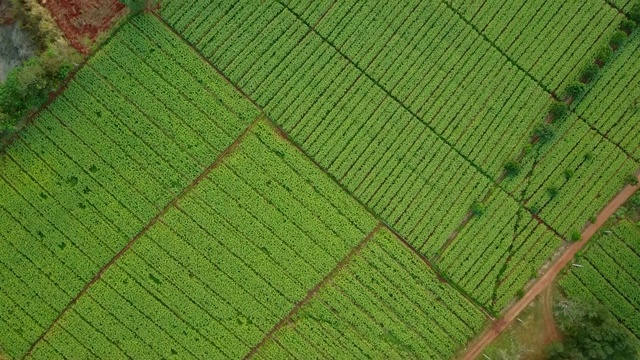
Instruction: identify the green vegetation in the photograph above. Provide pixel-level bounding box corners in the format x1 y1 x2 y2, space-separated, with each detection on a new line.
0 0 639 358
0 0 82 142
548 300 637 359
559 219 640 344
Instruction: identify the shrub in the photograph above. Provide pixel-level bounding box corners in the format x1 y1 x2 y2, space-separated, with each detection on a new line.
581 64 599 83
569 231 581 242
547 186 559 199
627 174 639 185
629 2 640 23
619 19 637 34
504 160 521 177
533 123 555 144
610 30 627 48
563 169 574 180
530 205 540 215
471 201 486 217
549 101 568 122
594 46 613 65
564 82 585 98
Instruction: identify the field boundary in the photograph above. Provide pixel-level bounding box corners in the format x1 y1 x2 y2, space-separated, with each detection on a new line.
243 222 383 359
460 171 640 360
22 113 265 358
262 115 495 318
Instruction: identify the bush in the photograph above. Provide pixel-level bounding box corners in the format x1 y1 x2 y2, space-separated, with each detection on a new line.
547 186 559 199
581 64 599 83
504 160 521 177
471 201 486 217
563 169 574 180
530 205 540 215
629 2 640 23
549 101 568 122
627 174 639 185
564 82 585 98
533 123 555 144
610 30 628 48
594 46 614 65
569 231 581 242
619 19 637 33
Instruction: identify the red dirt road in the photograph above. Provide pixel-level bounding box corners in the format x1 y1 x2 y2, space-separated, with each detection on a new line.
541 286 560 345
462 173 640 360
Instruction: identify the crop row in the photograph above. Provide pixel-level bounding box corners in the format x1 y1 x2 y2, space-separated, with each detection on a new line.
448 0 624 90
574 32 640 161
254 228 486 359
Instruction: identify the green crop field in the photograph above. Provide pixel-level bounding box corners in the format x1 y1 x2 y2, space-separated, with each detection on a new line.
559 219 640 343
1 0 640 359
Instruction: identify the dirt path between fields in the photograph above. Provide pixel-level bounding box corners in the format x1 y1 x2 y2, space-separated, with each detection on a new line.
541 286 559 345
461 172 640 360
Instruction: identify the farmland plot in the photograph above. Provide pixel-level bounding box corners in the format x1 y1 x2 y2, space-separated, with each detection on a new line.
253 228 486 359
23 119 380 359
574 31 640 162
0 14 261 358
560 220 640 341
447 0 624 91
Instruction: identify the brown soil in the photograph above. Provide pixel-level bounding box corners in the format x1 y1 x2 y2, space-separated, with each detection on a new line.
461 172 640 360
43 0 127 54
541 286 560 345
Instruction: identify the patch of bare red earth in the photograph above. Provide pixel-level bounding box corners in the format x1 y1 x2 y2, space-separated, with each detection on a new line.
42 0 127 54
461 172 640 360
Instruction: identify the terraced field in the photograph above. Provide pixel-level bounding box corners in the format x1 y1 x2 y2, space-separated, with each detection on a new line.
1 1 639 359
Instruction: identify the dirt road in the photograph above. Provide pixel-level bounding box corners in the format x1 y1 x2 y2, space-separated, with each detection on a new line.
462 173 640 360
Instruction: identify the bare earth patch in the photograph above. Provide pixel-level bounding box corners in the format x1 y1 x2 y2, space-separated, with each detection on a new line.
42 0 127 54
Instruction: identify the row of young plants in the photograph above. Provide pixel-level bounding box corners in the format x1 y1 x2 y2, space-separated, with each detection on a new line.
254 228 486 359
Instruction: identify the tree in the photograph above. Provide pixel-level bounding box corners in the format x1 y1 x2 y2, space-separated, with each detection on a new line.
629 2 640 23
609 30 627 49
549 101 568 122
471 201 485 217
564 82 586 98
581 64 599 83
534 123 555 144
594 46 613 65
547 299 637 359
619 19 637 34
504 160 521 177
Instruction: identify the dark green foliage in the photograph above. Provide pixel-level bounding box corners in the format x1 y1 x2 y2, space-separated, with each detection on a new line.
629 2 640 23
581 64 599 83
564 82 586 98
547 186 559 199
534 123 555 144
619 19 637 34
547 300 637 359
594 46 614 65
609 30 627 48
549 101 568 122
504 160 521 177
569 231 581 242
470 201 485 217
626 174 639 185
563 169 574 180
530 205 540 215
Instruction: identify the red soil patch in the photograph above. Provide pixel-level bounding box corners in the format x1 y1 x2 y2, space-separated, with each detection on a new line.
42 0 127 54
